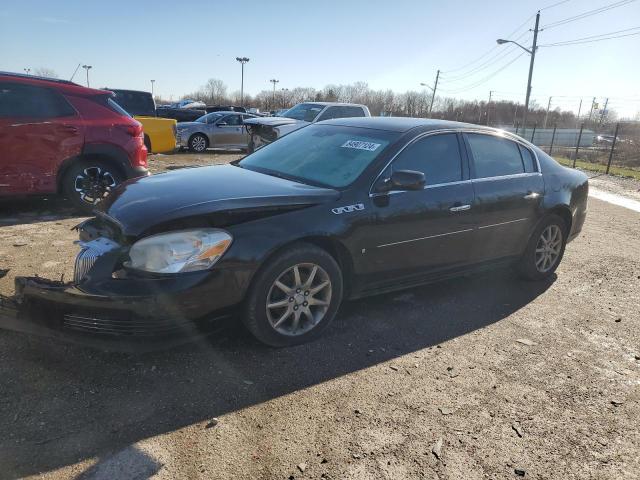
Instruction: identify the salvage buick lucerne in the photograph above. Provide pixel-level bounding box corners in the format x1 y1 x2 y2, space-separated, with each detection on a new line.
0 118 588 347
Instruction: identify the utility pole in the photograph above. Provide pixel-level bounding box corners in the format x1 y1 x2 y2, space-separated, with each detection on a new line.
82 65 92 87
429 69 440 115
588 97 596 122
281 88 289 108
235 57 250 107
150 80 155 97
270 79 279 109
543 96 552 129
496 11 540 136
522 11 540 136
576 98 583 125
599 98 609 126
486 90 493 125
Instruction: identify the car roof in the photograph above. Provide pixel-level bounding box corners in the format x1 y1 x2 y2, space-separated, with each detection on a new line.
105 88 152 95
300 101 367 107
0 71 110 97
320 116 495 133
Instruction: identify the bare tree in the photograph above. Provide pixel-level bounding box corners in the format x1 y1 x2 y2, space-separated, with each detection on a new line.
203 78 227 105
34 67 58 78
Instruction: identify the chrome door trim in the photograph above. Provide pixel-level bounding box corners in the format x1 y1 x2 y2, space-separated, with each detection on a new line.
477 218 529 230
377 228 473 248
368 127 542 196
471 172 543 183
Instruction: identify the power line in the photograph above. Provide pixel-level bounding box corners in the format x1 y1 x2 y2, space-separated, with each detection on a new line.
442 13 535 73
439 52 526 94
542 0 637 29
442 31 531 82
540 26 640 46
540 0 573 11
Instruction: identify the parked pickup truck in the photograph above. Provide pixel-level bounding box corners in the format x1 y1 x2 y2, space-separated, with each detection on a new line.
108 89 177 153
244 102 370 152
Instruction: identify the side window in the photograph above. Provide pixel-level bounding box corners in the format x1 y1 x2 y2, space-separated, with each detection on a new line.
316 106 340 122
466 134 525 179
518 144 537 173
340 106 366 118
0 83 75 118
221 114 242 126
391 134 463 186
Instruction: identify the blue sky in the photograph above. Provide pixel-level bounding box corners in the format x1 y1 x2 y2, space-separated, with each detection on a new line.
1 0 639 117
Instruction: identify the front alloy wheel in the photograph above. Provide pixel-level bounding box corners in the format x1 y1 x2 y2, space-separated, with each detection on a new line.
266 263 332 336
243 243 343 347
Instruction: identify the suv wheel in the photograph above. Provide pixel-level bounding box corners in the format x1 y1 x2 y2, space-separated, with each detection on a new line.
518 214 567 280
189 134 208 153
243 243 343 347
62 160 124 214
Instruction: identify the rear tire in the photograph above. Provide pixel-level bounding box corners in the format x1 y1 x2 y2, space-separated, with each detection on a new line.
62 159 124 214
189 133 208 153
517 214 567 281
243 243 343 347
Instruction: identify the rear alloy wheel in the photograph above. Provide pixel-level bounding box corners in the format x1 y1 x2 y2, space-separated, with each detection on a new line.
243 243 343 347
518 214 567 280
189 133 208 153
62 160 124 214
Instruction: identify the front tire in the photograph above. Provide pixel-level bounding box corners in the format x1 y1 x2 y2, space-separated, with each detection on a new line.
243 243 343 347
518 214 567 280
62 159 124 214
188 133 208 153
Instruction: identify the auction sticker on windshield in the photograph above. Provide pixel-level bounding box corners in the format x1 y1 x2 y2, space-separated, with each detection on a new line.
341 140 381 151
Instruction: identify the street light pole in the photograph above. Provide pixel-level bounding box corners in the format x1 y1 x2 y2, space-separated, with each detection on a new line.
235 57 250 107
150 79 155 97
270 79 279 109
281 88 288 109
82 65 92 87
497 10 540 136
420 70 440 116
23 68 31 75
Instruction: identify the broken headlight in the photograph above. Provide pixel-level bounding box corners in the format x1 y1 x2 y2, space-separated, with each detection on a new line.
125 229 232 274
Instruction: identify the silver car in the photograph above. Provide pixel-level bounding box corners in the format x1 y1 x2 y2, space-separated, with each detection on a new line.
176 111 258 152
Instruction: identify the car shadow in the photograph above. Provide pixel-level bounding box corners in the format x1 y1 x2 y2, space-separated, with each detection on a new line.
0 269 555 478
0 197 81 227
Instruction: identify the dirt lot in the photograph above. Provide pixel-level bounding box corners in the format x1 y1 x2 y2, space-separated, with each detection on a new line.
0 153 639 480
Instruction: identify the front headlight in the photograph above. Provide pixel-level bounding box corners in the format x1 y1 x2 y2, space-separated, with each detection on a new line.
125 229 232 274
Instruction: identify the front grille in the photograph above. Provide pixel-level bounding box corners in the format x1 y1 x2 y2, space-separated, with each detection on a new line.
73 237 120 284
63 313 196 336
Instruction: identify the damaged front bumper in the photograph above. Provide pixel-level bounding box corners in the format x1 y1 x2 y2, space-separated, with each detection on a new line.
0 232 245 351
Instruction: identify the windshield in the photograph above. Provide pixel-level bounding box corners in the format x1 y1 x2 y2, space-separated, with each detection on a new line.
283 103 325 122
195 112 224 123
239 124 399 188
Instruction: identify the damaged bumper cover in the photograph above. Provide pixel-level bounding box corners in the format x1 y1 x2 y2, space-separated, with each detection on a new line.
0 263 242 351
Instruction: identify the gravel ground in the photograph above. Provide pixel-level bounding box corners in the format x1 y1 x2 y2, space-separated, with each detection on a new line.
0 153 639 480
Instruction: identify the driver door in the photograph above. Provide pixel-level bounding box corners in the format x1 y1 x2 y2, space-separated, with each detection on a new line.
357 133 475 284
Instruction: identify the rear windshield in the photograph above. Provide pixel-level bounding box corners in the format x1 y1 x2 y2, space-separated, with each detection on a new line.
106 98 132 117
110 90 156 116
239 124 399 188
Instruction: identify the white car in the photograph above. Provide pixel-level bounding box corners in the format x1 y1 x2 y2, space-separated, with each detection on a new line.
244 102 370 152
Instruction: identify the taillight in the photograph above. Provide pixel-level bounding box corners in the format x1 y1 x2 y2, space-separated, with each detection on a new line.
117 123 144 138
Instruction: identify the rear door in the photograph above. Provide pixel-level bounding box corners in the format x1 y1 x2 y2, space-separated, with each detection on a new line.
0 82 83 195
214 113 245 147
360 132 475 283
463 132 544 262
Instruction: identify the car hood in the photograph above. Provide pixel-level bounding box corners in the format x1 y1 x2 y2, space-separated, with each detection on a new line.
98 165 339 237
243 117 309 128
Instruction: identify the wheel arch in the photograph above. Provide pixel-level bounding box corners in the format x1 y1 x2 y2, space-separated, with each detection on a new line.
547 205 573 233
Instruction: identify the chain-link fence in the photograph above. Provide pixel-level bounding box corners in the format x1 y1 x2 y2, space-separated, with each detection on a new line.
495 121 640 177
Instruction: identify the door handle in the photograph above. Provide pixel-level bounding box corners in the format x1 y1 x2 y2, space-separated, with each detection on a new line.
61 125 79 133
450 204 471 212
524 191 540 200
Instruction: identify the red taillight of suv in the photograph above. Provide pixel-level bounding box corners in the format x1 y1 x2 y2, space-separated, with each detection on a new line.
115 122 147 167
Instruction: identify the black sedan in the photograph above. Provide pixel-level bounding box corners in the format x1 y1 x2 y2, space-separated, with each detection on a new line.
0 118 588 348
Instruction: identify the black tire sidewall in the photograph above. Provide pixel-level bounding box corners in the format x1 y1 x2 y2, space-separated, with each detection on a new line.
62 160 124 214
189 134 208 152
243 243 343 347
518 214 568 281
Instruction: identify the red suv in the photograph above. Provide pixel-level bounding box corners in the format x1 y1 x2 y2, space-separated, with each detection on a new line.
0 72 148 212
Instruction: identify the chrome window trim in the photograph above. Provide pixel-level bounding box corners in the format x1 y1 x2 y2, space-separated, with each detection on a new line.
472 172 543 183
368 127 543 197
370 179 472 198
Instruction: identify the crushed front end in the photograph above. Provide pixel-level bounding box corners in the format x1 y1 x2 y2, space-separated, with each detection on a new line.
0 215 242 349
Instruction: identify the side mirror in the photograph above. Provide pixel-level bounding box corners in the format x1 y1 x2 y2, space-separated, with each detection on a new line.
216 121 228 127
377 169 425 193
